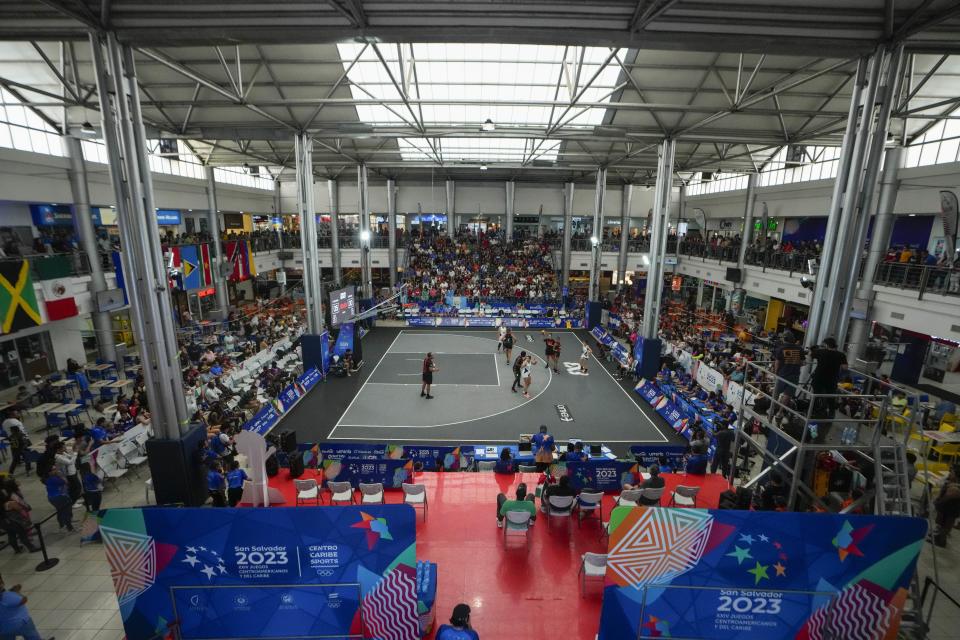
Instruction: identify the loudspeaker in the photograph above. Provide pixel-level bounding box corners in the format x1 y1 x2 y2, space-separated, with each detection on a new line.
279 429 297 453
288 454 305 479
725 267 743 283
265 454 280 477
146 423 208 506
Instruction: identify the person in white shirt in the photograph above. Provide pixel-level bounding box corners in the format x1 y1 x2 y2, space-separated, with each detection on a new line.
1 410 26 438
497 325 507 352
53 441 82 504
204 381 222 403
580 344 592 375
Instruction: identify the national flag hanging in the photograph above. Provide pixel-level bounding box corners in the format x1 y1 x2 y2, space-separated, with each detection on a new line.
247 240 257 277
226 240 250 282
180 245 202 290
40 278 79 321
111 251 129 305
200 243 213 286
0 260 42 334
169 246 181 270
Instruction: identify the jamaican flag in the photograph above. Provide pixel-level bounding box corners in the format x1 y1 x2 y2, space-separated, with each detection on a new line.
0 260 42 334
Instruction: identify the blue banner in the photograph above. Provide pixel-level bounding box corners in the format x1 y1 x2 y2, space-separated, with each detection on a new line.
406 316 582 328
333 322 354 358
599 508 927 640
297 367 321 390
638 381 661 405
550 460 641 492
242 404 281 435
629 445 688 472
179 244 202 290
277 384 302 412
310 443 463 472
320 331 331 375
101 506 419 640
319 458 414 488
156 208 182 225
30 203 73 226
111 251 129 305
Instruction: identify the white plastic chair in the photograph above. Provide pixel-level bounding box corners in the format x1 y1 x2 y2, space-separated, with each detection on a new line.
576 490 604 527
476 461 497 472
670 485 701 507
295 479 320 506
327 481 355 505
359 482 385 504
546 495 575 524
640 486 665 506
402 483 428 520
615 489 643 507
517 464 538 473
579 553 608 596
503 510 533 547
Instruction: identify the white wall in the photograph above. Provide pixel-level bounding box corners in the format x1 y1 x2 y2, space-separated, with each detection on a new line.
281 179 659 220
0 147 276 215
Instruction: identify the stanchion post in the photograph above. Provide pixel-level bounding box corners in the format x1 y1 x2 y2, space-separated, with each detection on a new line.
33 518 60 572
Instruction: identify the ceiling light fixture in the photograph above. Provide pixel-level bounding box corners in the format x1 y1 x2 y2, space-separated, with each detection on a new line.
481 118 495 132
80 121 95 135
480 164 488 171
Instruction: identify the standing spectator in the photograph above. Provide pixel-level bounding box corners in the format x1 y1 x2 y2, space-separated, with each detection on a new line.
7 422 31 476
531 424 555 471
771 332 804 404
226 461 248 507
809 337 848 427
711 425 736 478
207 463 227 507
44 466 74 532
0 480 38 554
932 468 960 547
0 574 48 640
53 442 80 505
80 463 103 512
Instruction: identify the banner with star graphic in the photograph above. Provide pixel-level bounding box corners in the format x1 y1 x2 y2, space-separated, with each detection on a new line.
100 506 419 640
597 507 926 640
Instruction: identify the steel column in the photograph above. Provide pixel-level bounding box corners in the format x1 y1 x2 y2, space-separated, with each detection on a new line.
387 178 398 288
737 173 759 268
804 56 869 348
358 163 373 298
327 178 342 283
445 180 456 237
641 139 676 339
836 46 905 344
91 33 187 439
589 167 607 301
618 184 634 289
295 133 323 333
504 181 516 242
561 181 575 290
846 146 903 365
204 166 230 319
64 135 116 364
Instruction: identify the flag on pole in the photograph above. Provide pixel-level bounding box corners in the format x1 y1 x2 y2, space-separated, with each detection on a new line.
200 243 213 286
180 245 202 290
40 278 79 321
0 260 42 334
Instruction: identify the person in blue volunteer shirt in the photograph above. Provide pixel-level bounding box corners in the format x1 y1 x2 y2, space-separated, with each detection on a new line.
531 424 555 472
564 441 588 462
44 466 74 532
207 463 226 507
0 575 47 640
81 462 104 512
435 603 479 640
226 461 248 507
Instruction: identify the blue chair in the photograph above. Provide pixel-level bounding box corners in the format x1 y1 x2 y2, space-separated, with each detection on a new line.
48 372 62 382
45 412 66 433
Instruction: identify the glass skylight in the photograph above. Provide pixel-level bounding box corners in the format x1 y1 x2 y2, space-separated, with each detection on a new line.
398 137 562 164
337 42 623 163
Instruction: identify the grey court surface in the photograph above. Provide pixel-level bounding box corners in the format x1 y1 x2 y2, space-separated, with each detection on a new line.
328 329 671 444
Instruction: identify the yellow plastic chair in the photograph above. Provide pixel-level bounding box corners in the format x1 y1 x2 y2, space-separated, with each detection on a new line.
931 442 960 463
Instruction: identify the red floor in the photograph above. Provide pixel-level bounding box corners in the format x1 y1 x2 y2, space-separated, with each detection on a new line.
263 470 729 640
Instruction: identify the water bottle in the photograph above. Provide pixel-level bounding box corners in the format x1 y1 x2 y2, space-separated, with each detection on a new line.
840 425 850 445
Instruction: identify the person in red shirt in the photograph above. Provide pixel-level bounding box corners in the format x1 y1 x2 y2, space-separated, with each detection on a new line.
421 352 438 399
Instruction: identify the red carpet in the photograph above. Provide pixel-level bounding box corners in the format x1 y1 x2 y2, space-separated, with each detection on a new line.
259 470 729 640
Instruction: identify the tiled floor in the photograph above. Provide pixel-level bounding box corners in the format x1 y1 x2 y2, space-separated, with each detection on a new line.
1 460 959 640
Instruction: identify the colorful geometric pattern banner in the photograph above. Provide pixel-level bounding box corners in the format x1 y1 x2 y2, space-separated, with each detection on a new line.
597 507 927 640
100 506 419 640
0 259 41 334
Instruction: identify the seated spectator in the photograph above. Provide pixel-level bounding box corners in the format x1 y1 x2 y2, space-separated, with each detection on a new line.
564 442 588 462
541 475 576 513
495 482 536 528
638 464 666 505
757 474 787 511
436 603 480 640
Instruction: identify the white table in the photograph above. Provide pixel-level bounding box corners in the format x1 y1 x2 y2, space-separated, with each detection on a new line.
922 430 960 444
47 403 82 415
86 363 113 373
27 402 62 415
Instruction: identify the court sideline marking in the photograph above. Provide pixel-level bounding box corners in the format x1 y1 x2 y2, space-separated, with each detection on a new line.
569 331 668 443
329 329 553 433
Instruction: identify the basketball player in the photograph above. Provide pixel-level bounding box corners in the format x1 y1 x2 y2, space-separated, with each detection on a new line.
502 328 514 366
580 343 592 375
510 350 526 393
421 352 438 399
521 354 538 399
497 324 507 352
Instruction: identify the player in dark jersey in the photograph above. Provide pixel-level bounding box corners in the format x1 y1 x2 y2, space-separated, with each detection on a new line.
421 352 438 399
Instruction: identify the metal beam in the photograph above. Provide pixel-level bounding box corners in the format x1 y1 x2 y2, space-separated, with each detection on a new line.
30 41 80 102
301 42 367 130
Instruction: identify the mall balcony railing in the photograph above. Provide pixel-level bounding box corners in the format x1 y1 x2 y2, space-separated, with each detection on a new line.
873 261 960 300
1 252 92 280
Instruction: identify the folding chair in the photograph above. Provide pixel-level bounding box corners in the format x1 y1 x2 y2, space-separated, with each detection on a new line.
503 510 533 547
546 495 575 525
579 553 608 596
477 461 497 472
517 464 538 473
576 490 603 527
327 481 355 505
639 487 665 506
402 483 428 520
615 489 643 507
295 479 321 506
359 482 385 504
669 485 701 507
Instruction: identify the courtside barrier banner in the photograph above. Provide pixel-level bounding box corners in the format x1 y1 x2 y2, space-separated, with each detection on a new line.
308 444 463 471
241 404 281 435
629 445 687 471
549 460 641 492
333 322 354 358
277 384 302 412
597 507 927 640
101 506 419 640
406 316 582 328
297 367 322 390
